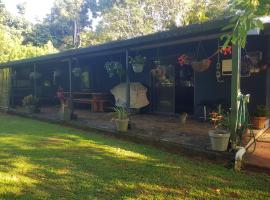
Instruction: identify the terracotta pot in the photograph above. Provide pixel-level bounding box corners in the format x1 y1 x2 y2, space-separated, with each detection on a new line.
251 117 267 130
180 113 187 124
115 119 129 132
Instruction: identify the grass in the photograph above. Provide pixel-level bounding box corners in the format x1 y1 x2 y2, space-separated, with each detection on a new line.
0 114 269 200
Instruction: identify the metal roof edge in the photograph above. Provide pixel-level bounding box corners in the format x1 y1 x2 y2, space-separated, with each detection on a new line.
0 17 233 67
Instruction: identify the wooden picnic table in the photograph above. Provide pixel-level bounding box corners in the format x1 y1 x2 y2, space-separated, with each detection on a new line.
65 92 111 112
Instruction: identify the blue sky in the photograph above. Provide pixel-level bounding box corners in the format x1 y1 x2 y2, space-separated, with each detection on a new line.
3 0 54 23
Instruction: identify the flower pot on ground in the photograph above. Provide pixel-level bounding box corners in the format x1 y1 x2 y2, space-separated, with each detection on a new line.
113 107 129 132
22 95 40 114
56 87 72 121
59 101 72 121
179 112 187 124
129 55 146 73
208 129 230 151
251 105 270 129
208 112 231 151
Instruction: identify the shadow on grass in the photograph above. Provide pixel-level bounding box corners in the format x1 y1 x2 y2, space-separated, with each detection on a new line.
0 114 269 199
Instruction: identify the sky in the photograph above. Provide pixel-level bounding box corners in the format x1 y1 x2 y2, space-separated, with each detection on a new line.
3 0 54 23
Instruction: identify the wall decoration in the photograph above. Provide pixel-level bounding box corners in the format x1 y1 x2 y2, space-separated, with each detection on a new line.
222 59 232 76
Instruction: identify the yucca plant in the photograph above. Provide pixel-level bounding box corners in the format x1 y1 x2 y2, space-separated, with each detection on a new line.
113 107 128 120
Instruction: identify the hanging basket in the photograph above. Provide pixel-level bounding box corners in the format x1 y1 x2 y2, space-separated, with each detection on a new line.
151 67 166 78
132 64 144 73
191 59 211 72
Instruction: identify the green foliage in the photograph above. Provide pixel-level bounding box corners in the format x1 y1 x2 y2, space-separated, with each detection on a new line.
217 112 232 132
104 61 124 80
223 0 270 47
80 0 230 46
22 95 39 106
129 55 146 65
113 106 129 120
23 0 92 49
252 105 270 117
0 2 58 63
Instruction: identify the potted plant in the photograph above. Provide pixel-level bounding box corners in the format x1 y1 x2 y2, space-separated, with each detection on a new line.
22 95 40 113
129 55 146 73
208 112 231 151
56 87 71 121
179 112 188 124
113 107 129 132
191 59 211 72
104 61 124 81
251 105 270 129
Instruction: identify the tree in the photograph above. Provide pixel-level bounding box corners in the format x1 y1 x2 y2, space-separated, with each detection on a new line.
80 0 230 46
23 0 92 49
224 0 270 47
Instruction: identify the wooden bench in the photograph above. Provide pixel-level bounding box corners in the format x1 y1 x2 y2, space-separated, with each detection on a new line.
67 92 111 112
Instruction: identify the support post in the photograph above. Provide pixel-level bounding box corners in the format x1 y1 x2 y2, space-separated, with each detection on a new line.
10 66 14 107
125 49 130 111
68 59 72 99
230 43 241 147
33 63 37 97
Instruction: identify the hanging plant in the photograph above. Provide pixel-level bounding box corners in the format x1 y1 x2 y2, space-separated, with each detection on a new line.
220 46 232 56
151 66 166 79
178 54 192 66
191 59 212 72
129 55 146 73
29 72 42 80
72 67 82 77
153 60 161 67
104 61 124 80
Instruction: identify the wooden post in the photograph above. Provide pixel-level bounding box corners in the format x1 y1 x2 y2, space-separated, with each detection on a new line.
68 59 72 99
125 49 130 111
230 43 241 147
33 63 37 97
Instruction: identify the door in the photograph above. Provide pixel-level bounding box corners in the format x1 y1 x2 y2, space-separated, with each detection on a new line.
151 64 175 114
175 65 194 114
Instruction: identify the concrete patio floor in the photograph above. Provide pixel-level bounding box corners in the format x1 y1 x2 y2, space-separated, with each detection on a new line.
244 130 270 171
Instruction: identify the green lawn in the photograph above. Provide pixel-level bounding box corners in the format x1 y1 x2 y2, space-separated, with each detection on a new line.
0 114 269 200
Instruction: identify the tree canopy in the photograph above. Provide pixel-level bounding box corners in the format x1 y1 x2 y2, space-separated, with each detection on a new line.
0 1 58 63
0 0 268 63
